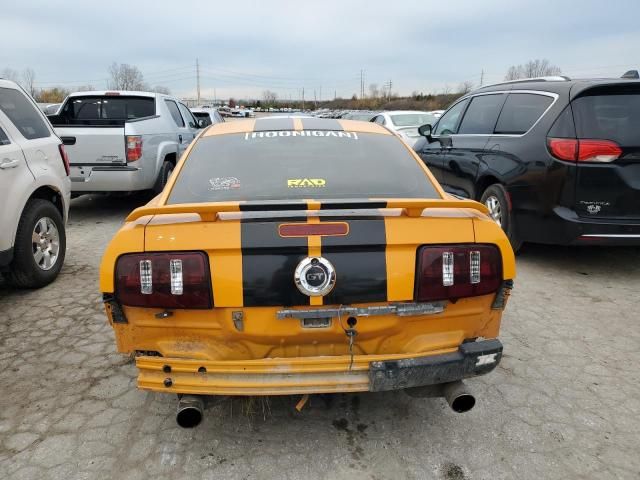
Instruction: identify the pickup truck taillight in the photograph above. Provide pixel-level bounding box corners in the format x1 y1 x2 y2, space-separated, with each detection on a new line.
115 252 212 309
415 245 502 302
58 144 70 175
125 135 143 162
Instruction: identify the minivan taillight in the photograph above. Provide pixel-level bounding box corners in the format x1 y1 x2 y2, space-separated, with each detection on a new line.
58 144 70 175
125 135 143 162
547 138 622 163
415 245 502 302
115 252 211 309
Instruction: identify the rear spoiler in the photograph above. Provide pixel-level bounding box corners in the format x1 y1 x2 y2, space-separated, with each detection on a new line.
126 198 489 222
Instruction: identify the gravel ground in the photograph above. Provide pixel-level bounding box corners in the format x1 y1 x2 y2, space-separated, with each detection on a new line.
1 193 639 480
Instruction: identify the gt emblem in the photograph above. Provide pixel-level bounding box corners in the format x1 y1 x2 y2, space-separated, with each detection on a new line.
475 353 498 366
294 257 336 297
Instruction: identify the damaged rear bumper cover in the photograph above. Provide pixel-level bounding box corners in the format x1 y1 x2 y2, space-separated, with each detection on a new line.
136 339 502 396
369 339 502 391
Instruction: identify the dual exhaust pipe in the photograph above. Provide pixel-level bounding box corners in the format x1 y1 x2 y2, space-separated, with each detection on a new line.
175 380 475 428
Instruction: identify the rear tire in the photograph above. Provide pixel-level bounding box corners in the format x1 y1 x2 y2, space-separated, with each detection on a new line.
153 160 175 195
480 184 522 252
7 199 66 288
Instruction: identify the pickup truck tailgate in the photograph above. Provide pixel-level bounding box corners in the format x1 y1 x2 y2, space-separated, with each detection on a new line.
57 126 126 167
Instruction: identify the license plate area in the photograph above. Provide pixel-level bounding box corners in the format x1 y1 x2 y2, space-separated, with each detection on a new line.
301 317 331 328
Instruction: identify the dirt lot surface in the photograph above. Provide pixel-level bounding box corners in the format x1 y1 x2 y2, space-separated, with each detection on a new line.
1 193 639 480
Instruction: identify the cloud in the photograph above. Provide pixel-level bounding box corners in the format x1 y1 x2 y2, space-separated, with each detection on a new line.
2 0 639 99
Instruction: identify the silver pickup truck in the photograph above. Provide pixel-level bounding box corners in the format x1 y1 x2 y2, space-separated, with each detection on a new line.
49 91 202 194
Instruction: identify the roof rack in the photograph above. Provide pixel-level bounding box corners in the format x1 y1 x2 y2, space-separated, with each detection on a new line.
478 76 571 89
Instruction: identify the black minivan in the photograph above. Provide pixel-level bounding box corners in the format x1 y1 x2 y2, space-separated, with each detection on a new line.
416 76 640 249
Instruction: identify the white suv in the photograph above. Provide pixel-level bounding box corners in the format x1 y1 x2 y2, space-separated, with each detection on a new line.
0 79 70 287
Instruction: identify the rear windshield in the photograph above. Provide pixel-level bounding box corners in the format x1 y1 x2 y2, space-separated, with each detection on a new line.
572 87 640 146
56 96 156 125
192 112 212 126
390 113 435 127
168 131 438 204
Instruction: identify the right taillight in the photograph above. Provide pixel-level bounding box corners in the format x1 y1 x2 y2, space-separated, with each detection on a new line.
548 138 622 163
58 144 70 176
115 251 211 309
415 244 502 302
125 135 143 162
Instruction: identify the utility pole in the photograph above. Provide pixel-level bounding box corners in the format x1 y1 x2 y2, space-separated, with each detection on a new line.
360 69 365 100
302 87 305 110
480 69 484 86
334 89 336 100
213 87 216 105
383 79 392 100
196 58 201 105
319 86 322 102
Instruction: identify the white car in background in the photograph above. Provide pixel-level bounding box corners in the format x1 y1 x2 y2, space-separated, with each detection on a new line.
371 110 438 148
0 79 70 288
190 107 225 127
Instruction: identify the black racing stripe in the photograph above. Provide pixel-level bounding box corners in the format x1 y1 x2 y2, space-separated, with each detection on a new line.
301 118 343 131
322 218 387 304
239 201 307 211
253 117 295 131
241 220 310 307
319 200 388 210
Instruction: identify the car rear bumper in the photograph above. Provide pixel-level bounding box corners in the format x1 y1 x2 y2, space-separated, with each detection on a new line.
70 165 150 192
518 206 640 245
554 207 640 245
136 339 502 396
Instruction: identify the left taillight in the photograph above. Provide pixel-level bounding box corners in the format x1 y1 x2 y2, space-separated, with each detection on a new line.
125 135 143 162
58 144 70 175
415 244 502 302
115 252 212 309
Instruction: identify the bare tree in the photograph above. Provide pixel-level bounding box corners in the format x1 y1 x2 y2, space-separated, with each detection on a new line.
1 68 20 83
504 59 562 81
457 81 474 94
441 84 452 95
262 90 278 105
75 85 95 92
368 83 380 99
22 68 37 97
107 63 147 91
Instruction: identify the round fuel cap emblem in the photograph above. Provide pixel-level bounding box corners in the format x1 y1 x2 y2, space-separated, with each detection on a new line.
294 257 336 297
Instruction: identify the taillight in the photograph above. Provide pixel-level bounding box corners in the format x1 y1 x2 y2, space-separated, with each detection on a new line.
125 135 143 162
415 245 502 302
547 138 621 163
58 144 70 175
115 252 211 309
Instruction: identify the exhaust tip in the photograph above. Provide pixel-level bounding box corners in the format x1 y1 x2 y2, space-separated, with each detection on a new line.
442 381 476 413
450 393 476 413
176 395 204 428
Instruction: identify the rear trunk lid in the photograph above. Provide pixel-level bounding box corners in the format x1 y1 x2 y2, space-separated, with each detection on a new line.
140 204 479 308
570 83 640 220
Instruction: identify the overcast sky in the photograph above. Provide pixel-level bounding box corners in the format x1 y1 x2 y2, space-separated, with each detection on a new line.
2 0 640 100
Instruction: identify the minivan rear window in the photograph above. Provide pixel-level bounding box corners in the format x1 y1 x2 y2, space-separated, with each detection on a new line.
57 96 155 125
572 87 640 147
168 131 438 204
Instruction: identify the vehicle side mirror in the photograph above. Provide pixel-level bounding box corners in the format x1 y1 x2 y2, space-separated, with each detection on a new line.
418 123 434 143
197 119 207 128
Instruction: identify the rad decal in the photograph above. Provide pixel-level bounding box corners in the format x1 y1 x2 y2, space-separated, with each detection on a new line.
287 178 326 188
